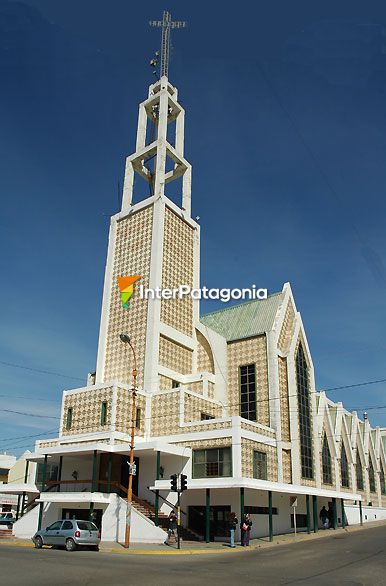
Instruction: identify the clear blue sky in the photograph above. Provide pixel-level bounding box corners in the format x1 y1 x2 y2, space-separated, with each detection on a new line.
1 0 386 455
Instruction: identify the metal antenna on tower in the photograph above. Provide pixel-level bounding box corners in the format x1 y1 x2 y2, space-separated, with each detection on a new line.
149 10 187 78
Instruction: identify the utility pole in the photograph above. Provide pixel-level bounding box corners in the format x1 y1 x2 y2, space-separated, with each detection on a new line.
119 333 137 549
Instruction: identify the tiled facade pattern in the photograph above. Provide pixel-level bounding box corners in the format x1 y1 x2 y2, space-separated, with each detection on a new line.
240 420 276 439
184 394 222 423
61 388 115 436
176 437 232 450
227 335 270 427
38 441 59 449
282 449 292 483
160 207 194 336
103 206 153 387
159 374 175 391
159 335 193 375
196 330 214 373
208 381 215 400
241 438 278 481
278 356 290 442
184 420 232 434
189 381 203 394
151 391 181 436
59 439 110 446
115 388 146 436
278 299 295 354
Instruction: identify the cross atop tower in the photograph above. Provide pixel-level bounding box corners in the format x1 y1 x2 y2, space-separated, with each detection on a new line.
149 10 187 78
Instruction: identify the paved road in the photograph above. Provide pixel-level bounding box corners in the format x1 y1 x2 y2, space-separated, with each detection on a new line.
1 525 386 586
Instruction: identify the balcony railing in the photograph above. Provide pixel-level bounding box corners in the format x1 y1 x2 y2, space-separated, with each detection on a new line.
45 479 128 497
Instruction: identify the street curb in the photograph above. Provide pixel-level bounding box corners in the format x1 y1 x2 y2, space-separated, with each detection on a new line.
2 521 386 556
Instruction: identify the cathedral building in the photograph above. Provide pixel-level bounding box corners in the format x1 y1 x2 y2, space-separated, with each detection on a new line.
12 39 386 544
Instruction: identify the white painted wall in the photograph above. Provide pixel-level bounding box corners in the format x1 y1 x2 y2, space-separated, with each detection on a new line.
13 495 167 543
13 503 58 539
345 504 386 525
106 495 166 543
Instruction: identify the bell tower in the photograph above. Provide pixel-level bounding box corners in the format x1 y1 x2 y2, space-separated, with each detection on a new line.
95 13 200 394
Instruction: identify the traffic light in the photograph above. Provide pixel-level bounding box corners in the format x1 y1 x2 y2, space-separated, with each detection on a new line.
170 474 178 492
180 474 188 492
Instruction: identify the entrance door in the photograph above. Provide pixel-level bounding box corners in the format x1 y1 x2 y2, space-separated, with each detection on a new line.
61 508 103 530
188 506 231 540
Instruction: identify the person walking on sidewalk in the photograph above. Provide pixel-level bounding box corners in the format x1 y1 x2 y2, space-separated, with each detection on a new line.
228 512 238 548
319 506 329 529
240 513 252 546
164 510 177 546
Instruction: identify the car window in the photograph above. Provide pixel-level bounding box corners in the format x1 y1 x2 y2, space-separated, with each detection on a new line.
46 521 63 531
77 521 98 531
62 521 73 530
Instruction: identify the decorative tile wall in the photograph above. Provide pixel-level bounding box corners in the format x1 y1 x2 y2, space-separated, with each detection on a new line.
61 387 114 435
227 335 269 426
279 357 291 442
240 421 275 439
196 330 214 373
282 449 292 483
103 206 153 387
278 300 295 354
115 387 146 436
151 391 181 436
160 207 194 336
159 335 193 374
241 438 278 481
184 394 221 422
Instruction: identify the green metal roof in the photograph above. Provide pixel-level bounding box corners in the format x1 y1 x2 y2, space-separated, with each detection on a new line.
200 292 283 342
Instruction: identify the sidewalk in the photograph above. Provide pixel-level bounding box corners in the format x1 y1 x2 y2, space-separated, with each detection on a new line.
3 520 386 555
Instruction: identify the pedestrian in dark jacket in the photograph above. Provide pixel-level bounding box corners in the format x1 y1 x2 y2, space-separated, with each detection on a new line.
319 506 329 529
164 510 177 545
228 512 238 548
240 513 252 546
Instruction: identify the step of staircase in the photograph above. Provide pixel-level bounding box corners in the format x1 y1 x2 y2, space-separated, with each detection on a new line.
132 498 201 541
0 529 13 539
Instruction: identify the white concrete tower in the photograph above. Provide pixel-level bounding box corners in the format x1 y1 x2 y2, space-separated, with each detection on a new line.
95 17 201 397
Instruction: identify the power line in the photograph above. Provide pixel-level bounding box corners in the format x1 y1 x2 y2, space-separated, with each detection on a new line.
0 429 58 443
0 409 59 420
0 360 84 382
323 378 386 392
0 394 60 403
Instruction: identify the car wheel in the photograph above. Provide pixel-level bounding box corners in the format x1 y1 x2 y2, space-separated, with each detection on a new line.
34 536 43 549
65 538 77 552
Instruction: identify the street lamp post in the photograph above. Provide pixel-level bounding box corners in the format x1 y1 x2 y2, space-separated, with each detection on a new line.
119 333 138 549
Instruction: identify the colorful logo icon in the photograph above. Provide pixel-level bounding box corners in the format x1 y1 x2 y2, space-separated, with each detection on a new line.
117 276 141 308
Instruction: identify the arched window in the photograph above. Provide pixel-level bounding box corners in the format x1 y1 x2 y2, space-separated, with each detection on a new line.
380 467 386 495
296 343 313 479
356 452 364 491
322 434 332 484
369 458 376 493
340 441 350 488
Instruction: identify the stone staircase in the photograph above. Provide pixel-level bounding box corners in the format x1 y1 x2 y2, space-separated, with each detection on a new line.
132 496 202 541
0 529 13 539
